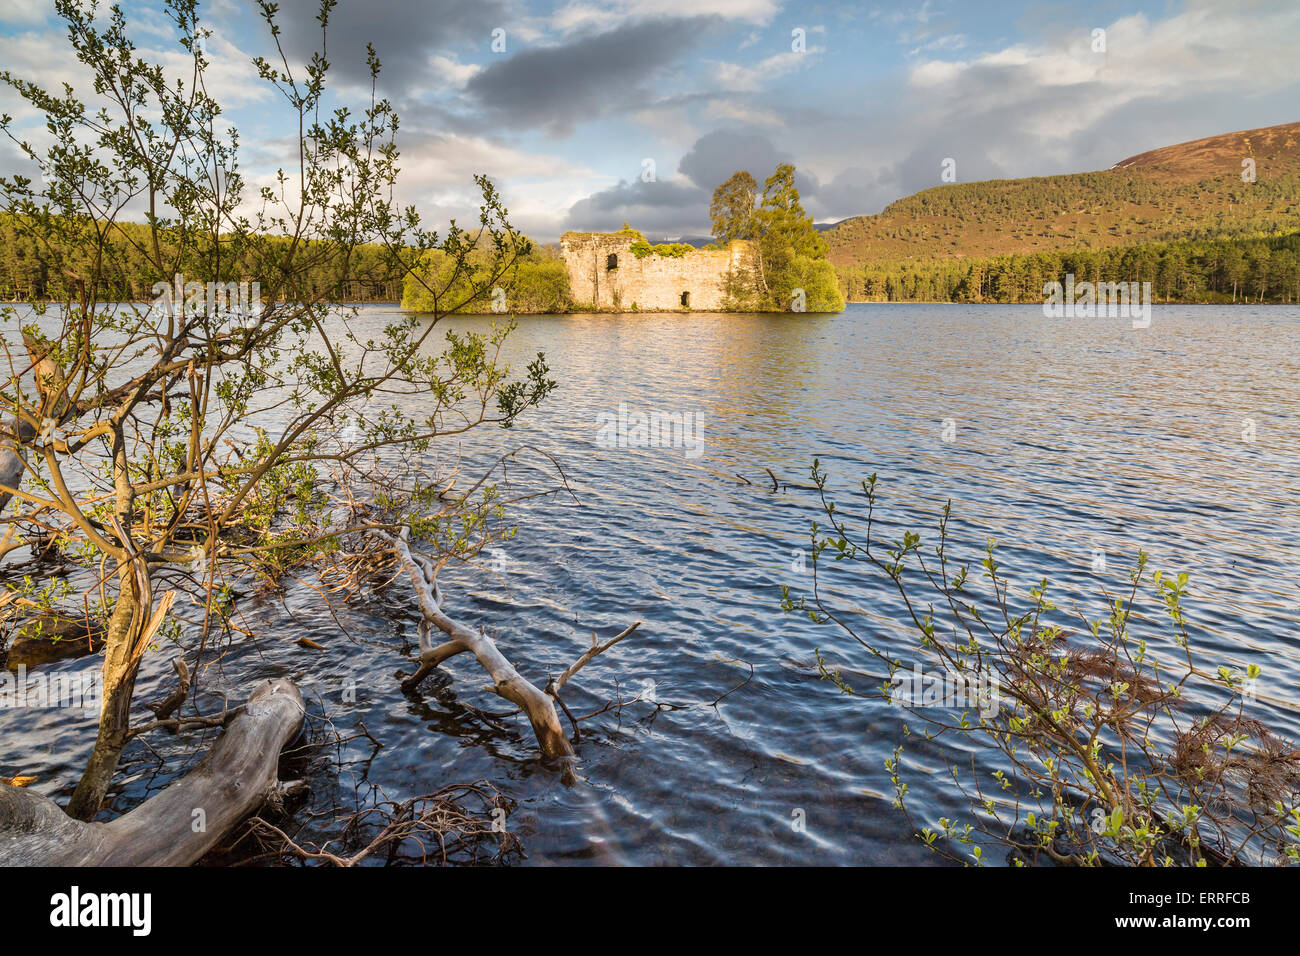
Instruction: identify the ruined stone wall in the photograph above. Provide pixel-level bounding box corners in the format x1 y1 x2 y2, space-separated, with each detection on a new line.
560 232 754 311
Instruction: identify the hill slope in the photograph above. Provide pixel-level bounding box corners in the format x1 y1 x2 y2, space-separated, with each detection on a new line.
826 121 1300 268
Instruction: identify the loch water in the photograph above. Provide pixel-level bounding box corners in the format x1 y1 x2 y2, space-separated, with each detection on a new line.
4 302 1299 865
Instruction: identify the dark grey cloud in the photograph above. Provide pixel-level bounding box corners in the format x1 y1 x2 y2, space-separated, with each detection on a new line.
677 128 791 190
677 127 822 203
270 0 507 90
466 17 718 134
562 126 842 237
804 165 902 221
564 178 708 235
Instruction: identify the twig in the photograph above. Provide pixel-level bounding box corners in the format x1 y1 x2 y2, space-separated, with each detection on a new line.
551 621 640 695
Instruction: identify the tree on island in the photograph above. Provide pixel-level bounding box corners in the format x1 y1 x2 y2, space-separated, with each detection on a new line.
402 240 572 314
708 171 759 245
709 164 843 312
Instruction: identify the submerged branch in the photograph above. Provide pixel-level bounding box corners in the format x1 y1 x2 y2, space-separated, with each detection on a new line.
384 529 639 765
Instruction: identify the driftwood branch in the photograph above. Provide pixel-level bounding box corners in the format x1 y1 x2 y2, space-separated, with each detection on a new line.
386 530 638 762
388 530 572 758
0 678 304 866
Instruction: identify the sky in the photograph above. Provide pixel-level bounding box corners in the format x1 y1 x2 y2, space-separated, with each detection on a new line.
1 0 1298 241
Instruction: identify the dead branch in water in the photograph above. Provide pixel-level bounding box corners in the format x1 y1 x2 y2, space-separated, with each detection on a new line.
145 655 191 722
383 529 640 764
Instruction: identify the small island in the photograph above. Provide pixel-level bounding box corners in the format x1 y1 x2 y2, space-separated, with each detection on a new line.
402 165 845 315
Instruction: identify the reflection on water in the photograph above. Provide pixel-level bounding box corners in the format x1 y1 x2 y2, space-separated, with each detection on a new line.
4 303 1300 865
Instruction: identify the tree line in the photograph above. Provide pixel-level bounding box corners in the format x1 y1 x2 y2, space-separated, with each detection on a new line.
836 231 1300 304
0 213 407 302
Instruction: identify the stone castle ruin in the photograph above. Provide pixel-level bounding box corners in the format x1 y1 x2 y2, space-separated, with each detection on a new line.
560 231 755 311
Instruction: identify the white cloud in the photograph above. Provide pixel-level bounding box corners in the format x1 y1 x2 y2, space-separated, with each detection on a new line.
399 132 594 187
714 48 820 92
0 17 269 137
427 54 483 89
908 32 966 56
0 0 45 26
0 29 92 108
626 104 701 148
910 7 1299 102
229 129 597 238
908 58 966 87
386 132 598 234
704 99 782 127
901 3 1300 157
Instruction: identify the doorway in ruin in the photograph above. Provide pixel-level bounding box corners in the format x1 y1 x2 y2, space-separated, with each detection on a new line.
680 291 690 308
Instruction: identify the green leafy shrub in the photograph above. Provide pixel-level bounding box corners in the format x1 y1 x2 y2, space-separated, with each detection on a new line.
783 464 1300 866
629 240 694 260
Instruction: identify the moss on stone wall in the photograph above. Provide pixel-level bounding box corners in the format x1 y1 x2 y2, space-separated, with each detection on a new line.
629 240 694 259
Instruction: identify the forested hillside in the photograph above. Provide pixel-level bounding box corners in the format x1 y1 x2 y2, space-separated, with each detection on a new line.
826 121 1300 273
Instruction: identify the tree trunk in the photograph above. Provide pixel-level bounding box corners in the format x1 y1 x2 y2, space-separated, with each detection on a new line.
0 437 24 516
65 570 140 820
66 420 148 820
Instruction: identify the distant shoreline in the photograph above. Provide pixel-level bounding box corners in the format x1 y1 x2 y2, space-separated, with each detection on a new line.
844 298 1297 306
9 298 1292 312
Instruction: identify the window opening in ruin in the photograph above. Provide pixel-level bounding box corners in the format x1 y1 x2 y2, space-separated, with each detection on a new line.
606 254 618 270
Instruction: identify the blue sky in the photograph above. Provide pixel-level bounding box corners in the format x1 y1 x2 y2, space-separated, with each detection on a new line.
2 0 1298 241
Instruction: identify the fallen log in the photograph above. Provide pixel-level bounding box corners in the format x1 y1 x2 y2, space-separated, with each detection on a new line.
0 677 305 866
